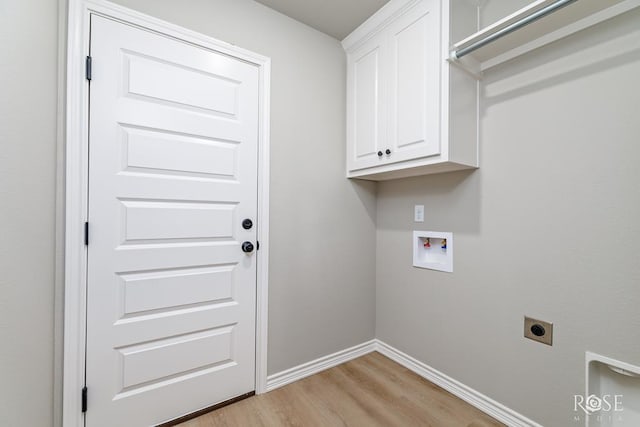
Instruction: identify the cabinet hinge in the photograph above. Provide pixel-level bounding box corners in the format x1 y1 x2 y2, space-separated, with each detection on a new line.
85 56 92 81
84 222 89 246
81 386 88 413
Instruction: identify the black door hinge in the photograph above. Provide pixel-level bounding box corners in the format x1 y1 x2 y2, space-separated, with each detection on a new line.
84 222 89 246
86 56 92 81
81 386 88 413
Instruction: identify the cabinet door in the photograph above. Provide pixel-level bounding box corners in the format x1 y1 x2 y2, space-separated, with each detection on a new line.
346 34 386 172
386 0 441 164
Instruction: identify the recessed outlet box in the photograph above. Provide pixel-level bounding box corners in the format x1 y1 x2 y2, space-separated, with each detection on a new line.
413 231 453 272
524 316 553 346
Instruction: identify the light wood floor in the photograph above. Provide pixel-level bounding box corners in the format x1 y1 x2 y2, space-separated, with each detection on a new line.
178 352 505 427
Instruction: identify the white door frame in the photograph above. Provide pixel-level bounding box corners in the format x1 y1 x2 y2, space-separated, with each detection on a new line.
63 1 271 425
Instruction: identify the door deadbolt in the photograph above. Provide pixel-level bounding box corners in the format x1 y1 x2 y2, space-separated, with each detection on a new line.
242 219 253 230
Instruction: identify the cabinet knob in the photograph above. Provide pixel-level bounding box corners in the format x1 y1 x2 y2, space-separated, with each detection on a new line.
386 149 391 155
242 241 254 253
377 151 383 157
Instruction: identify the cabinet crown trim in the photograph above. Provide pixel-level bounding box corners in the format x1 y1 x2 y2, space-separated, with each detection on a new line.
341 0 423 52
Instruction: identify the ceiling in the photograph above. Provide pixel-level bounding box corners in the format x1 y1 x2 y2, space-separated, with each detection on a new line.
254 0 391 40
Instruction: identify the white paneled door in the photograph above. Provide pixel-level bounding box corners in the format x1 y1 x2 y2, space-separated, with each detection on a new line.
86 15 259 426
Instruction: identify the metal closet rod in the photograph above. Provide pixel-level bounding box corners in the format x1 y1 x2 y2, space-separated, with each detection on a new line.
452 0 578 59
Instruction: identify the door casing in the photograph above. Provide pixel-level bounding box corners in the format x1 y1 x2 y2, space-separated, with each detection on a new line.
63 1 271 426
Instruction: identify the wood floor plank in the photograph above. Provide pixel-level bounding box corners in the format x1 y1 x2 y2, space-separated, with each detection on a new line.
178 352 505 427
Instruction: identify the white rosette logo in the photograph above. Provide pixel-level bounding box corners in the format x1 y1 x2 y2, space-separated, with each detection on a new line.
585 395 603 413
574 393 623 416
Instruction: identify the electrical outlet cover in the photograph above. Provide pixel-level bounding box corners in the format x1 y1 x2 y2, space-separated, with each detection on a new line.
524 316 553 346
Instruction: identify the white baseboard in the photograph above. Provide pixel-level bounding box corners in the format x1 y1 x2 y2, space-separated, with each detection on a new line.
265 339 541 426
374 340 543 427
265 340 377 392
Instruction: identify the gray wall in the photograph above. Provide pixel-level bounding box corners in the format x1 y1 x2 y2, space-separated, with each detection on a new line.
0 0 59 426
1 0 376 426
376 9 640 427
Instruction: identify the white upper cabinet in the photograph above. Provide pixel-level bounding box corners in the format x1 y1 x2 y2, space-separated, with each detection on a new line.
343 0 480 181
387 1 440 165
348 32 386 171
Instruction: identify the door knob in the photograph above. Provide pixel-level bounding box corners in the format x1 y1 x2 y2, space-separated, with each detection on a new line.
242 241 254 253
385 149 391 155
377 151 383 157
242 219 253 230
